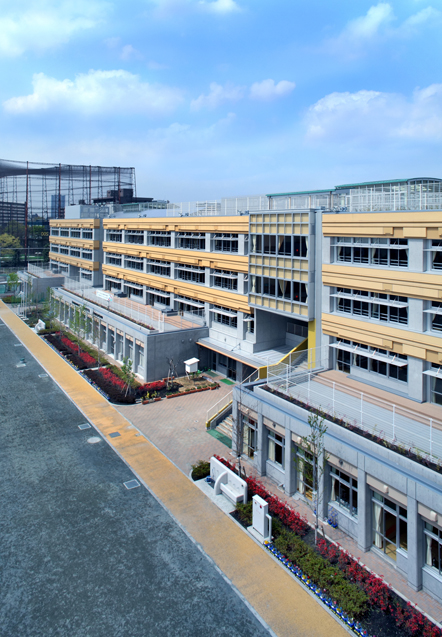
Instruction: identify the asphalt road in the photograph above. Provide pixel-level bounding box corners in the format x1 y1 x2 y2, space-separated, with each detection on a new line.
0 320 270 637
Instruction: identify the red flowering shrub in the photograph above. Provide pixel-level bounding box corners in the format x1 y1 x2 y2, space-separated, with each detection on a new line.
99 367 126 390
60 336 78 351
138 380 166 394
78 351 97 366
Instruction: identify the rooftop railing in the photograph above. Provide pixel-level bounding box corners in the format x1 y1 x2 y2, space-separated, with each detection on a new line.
265 356 442 464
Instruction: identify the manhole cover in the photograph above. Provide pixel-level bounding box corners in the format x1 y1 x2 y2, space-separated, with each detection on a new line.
124 479 140 490
109 432 121 438
78 423 91 430
87 437 101 444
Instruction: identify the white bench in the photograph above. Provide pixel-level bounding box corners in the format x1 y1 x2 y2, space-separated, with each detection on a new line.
210 457 247 505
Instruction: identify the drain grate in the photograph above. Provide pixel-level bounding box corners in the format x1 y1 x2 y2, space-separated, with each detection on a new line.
78 423 91 430
38 374 48 378
124 479 140 490
109 432 121 438
14 343 23 347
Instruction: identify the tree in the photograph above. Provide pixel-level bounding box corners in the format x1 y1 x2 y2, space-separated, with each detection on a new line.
121 357 136 397
7 271 19 293
297 413 328 545
72 304 87 354
41 289 56 329
2 223 25 245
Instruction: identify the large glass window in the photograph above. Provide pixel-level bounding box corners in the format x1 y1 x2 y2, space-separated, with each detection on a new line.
213 233 238 253
147 231 171 247
242 415 257 458
334 288 408 325
333 237 408 267
106 231 122 242
176 265 205 284
268 431 285 468
335 340 408 382
176 233 205 250
212 270 238 291
126 231 144 244
147 260 170 277
105 253 122 266
297 448 314 500
424 523 442 574
330 467 358 517
372 493 407 560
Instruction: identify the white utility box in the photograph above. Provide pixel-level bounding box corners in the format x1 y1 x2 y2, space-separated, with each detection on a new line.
248 495 272 543
184 357 199 374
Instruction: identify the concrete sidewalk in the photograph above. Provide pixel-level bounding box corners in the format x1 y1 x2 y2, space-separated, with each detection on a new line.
0 301 347 637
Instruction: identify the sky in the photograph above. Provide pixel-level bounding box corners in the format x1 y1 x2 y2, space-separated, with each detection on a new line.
1 0 442 201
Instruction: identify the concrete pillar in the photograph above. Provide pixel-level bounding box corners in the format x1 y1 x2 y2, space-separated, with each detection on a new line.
318 456 329 520
357 467 372 552
407 492 423 591
256 412 266 477
231 398 240 457
284 430 296 496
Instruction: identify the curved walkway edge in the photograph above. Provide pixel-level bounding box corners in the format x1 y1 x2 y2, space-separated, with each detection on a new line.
0 302 347 637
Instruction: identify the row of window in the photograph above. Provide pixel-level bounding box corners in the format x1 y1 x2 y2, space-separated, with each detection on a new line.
335 340 408 382
251 234 308 258
51 246 93 260
250 276 308 303
333 288 408 324
105 231 240 253
51 229 93 239
333 238 408 267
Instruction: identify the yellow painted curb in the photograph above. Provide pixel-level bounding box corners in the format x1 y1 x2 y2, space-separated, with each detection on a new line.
0 301 347 637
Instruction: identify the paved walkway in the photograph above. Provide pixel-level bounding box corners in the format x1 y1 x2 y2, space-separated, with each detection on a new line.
118 377 233 474
0 300 346 637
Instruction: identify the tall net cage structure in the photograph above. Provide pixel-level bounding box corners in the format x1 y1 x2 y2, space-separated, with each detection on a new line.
0 158 136 247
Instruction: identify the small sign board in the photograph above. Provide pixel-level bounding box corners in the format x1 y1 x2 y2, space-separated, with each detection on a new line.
96 290 111 301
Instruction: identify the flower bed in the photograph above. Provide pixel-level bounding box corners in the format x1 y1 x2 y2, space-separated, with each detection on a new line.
83 368 136 404
215 455 441 637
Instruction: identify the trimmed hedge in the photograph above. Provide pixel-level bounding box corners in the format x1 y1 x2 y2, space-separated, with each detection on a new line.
274 530 368 618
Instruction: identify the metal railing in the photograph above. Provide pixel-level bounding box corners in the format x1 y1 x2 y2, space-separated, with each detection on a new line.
266 367 442 464
59 277 206 333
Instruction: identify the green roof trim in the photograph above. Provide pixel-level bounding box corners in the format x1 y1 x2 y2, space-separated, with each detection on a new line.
335 179 408 189
266 189 334 197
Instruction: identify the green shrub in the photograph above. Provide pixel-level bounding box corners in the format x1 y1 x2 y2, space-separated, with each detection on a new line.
275 530 368 618
235 501 253 526
191 460 210 481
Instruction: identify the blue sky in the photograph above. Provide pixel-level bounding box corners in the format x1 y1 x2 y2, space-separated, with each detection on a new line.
1 0 442 200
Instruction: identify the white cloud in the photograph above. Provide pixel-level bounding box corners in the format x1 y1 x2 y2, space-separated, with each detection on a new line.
344 3 394 40
3 69 184 116
120 44 143 61
327 3 441 56
304 84 442 143
249 79 295 101
0 0 108 57
190 82 245 110
147 0 240 16
199 0 240 13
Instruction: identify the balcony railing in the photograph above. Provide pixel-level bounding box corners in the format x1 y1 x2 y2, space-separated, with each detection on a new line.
265 360 442 464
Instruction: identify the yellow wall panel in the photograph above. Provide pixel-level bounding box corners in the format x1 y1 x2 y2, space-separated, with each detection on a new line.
103 215 249 233
49 252 99 271
102 265 250 313
323 211 442 238
102 243 248 272
323 264 442 302
322 313 442 361
49 219 100 229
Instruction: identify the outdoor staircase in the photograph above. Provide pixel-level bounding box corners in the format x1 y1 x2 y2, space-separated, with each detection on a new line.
216 415 233 440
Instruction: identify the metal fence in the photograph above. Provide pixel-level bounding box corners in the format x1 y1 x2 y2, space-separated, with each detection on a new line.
267 366 442 464
59 277 206 333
